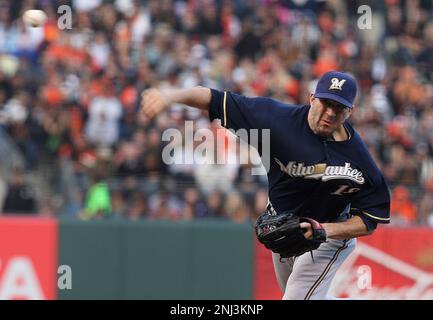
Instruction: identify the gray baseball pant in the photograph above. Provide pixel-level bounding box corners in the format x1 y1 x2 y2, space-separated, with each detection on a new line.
272 238 356 300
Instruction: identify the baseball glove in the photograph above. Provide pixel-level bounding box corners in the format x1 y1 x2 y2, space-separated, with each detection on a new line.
254 211 327 258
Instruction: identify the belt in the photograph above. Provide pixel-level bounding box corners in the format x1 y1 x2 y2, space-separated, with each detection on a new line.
266 200 351 222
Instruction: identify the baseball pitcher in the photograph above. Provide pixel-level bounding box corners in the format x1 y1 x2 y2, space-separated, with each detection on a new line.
140 71 391 300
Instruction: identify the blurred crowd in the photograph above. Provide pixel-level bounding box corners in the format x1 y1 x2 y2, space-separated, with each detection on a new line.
0 0 432 226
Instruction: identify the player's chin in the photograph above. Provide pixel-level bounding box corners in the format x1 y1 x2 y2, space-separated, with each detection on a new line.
315 126 334 138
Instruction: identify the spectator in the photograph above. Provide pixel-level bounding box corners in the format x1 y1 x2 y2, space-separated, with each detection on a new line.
79 154 113 219
148 191 182 220
418 191 433 226
111 189 126 219
80 178 112 220
126 191 149 221
182 187 208 219
252 187 269 220
205 189 224 218
0 1 432 225
84 83 122 147
390 185 417 226
2 168 37 214
114 141 145 177
223 191 250 224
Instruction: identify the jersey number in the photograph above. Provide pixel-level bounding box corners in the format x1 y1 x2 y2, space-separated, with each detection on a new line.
331 185 360 196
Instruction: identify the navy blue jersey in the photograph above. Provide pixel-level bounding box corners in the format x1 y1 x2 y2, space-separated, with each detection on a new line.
209 89 391 229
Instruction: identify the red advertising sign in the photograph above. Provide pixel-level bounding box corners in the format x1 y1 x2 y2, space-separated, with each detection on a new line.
0 217 58 300
254 227 433 300
253 238 282 300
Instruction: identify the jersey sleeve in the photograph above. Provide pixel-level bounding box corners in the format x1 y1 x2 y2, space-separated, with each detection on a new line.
350 175 391 226
208 89 284 131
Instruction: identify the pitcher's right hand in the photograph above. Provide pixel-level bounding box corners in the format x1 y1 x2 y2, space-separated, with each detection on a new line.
140 88 170 119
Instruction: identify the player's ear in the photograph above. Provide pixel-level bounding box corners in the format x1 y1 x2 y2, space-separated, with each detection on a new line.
309 93 315 105
346 106 354 119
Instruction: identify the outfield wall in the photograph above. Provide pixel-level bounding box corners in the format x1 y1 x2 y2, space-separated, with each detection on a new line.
0 217 254 300
1 216 433 300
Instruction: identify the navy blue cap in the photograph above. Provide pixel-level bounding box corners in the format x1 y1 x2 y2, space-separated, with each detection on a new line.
314 71 357 108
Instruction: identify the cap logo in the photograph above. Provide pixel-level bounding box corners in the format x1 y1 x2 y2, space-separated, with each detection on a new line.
329 78 346 90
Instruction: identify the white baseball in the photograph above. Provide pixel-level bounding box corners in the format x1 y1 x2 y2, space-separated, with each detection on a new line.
23 9 47 27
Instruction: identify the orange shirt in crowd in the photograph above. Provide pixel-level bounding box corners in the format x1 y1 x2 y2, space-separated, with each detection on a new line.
390 185 417 223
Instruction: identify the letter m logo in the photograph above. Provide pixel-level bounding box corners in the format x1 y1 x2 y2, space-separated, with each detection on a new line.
329 78 346 90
